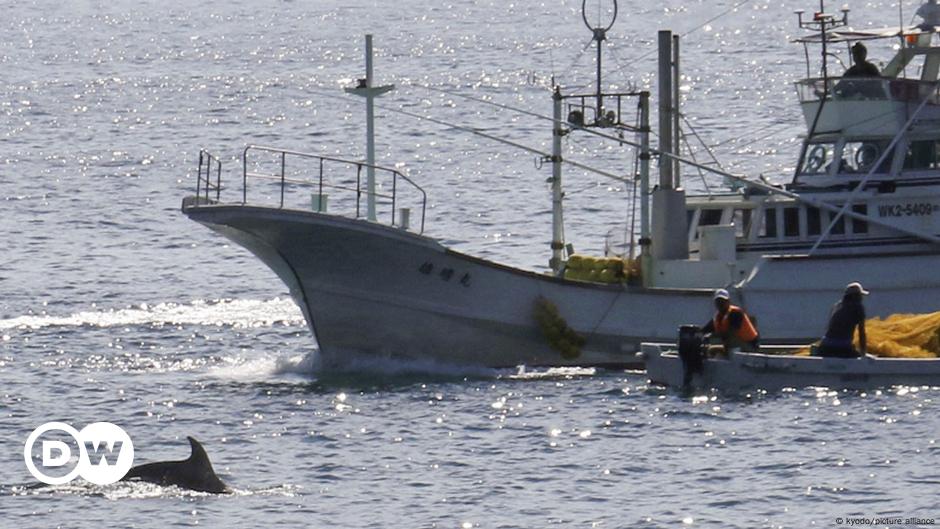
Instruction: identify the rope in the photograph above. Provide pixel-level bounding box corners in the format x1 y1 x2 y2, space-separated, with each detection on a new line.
606 0 757 80
588 288 623 337
326 81 940 246
560 38 595 91
677 121 712 194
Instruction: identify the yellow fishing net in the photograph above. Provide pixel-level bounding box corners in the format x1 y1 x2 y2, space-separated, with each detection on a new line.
797 311 940 358
563 254 641 284
864 312 940 358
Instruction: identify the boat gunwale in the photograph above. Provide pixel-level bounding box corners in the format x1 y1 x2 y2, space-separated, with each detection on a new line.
183 200 737 297
183 200 940 296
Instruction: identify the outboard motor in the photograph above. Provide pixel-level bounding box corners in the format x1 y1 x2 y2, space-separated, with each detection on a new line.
677 324 705 387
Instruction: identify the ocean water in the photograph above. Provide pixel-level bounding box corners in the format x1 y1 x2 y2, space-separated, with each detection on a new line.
2 0 940 527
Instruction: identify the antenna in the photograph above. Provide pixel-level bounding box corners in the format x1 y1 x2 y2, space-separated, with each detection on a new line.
581 0 618 125
795 0 849 81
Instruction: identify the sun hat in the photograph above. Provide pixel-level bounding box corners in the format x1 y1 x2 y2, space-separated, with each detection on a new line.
845 282 870 296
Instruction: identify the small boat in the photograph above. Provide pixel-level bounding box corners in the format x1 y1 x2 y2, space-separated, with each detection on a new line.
641 337 940 392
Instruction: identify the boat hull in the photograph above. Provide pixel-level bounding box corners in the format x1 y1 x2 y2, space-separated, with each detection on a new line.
183 202 940 368
642 343 940 391
184 204 714 367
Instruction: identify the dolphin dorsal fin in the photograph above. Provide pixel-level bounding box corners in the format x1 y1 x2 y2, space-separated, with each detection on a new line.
186 436 214 471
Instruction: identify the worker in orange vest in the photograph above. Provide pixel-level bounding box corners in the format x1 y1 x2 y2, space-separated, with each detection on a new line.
701 289 760 354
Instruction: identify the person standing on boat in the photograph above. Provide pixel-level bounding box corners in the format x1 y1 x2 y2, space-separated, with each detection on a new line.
916 0 940 30
843 42 879 77
701 289 760 354
817 282 869 358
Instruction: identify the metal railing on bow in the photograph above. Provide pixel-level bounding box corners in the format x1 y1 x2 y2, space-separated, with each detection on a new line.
195 149 222 204
235 145 427 233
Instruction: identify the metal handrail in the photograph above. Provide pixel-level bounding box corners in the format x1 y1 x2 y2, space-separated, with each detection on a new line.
196 150 222 203
241 144 427 233
795 77 940 104
561 91 645 129
245 172 396 199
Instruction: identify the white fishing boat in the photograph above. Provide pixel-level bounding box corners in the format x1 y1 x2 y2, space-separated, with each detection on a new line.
641 342 940 392
183 2 940 369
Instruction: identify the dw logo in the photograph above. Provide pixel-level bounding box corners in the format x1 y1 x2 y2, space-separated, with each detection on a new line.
23 422 135 485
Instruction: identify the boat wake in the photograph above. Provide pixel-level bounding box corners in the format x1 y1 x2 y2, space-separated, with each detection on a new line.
208 348 513 384
2 481 301 500
210 350 616 385
0 298 304 331
506 365 598 379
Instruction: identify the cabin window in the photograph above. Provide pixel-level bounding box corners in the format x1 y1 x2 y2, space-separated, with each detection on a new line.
903 141 940 170
699 208 723 227
852 204 868 234
842 142 890 173
807 207 822 236
760 207 777 238
783 207 800 237
829 211 846 235
689 208 723 241
800 143 836 175
732 209 752 237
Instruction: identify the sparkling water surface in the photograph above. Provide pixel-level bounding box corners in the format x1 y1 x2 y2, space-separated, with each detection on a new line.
2 0 939 527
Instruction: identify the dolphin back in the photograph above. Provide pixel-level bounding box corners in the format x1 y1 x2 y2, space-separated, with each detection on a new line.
122 437 230 494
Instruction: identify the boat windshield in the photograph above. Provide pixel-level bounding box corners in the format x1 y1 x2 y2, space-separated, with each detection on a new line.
799 142 836 175
798 140 893 177
841 141 892 173
903 140 940 171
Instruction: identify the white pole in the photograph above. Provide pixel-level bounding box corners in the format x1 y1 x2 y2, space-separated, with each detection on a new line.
639 91 650 247
639 91 652 286
658 30 673 190
672 34 681 187
365 34 377 221
550 87 565 275
345 35 394 223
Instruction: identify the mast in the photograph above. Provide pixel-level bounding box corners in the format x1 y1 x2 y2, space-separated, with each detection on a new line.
346 35 395 221
638 91 652 285
595 23 604 119
549 1 660 273
658 30 674 190
582 0 618 125
672 34 681 187
793 2 849 179
550 87 566 275
651 30 688 261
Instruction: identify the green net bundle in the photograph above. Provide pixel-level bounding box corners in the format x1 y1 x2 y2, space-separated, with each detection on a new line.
533 297 585 359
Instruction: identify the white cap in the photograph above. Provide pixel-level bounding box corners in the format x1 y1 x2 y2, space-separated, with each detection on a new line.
845 282 870 296
713 288 730 300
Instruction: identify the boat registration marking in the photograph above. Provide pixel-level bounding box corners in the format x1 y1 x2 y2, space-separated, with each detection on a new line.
876 203 940 217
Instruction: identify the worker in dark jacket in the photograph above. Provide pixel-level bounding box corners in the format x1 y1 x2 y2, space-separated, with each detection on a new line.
702 289 760 354
844 42 880 77
818 282 868 358
837 42 881 99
